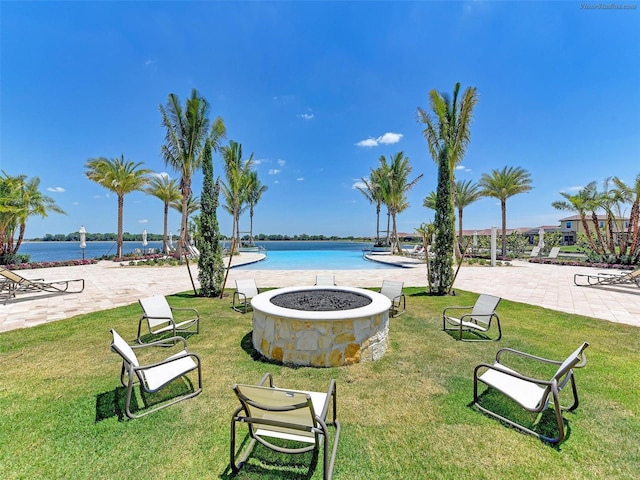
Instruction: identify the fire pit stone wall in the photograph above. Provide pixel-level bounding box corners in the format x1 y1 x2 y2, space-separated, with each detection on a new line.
251 286 391 367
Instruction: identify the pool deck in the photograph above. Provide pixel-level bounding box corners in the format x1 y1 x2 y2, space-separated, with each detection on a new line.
1 252 639 332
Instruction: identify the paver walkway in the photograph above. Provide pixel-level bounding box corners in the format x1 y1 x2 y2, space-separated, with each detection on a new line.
1 254 638 332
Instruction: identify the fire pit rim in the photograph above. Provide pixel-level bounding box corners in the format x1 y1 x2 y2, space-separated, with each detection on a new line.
251 285 391 320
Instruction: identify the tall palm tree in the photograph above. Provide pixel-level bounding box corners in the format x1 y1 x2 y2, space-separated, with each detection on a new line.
417 82 478 257
551 182 599 252
377 152 423 254
159 88 226 257
220 141 254 250
245 170 268 245
479 166 533 258
145 174 181 254
356 170 385 245
85 155 150 257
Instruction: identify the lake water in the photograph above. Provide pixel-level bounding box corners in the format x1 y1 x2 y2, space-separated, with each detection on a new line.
18 240 396 270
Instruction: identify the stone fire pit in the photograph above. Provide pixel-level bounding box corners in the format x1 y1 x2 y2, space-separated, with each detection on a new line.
251 286 391 367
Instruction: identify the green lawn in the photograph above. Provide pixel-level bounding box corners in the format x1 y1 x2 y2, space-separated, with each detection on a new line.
1 288 639 479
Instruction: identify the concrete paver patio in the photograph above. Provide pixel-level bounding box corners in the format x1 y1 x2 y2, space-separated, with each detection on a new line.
1 254 638 332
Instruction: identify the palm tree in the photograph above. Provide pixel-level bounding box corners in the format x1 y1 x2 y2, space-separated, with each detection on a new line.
417 82 478 258
85 155 151 257
612 174 640 261
0 173 65 263
170 194 200 239
551 182 600 252
479 166 533 258
377 152 423 254
245 171 268 245
220 141 254 250
146 174 181 254
454 180 483 247
356 169 385 245
159 88 226 257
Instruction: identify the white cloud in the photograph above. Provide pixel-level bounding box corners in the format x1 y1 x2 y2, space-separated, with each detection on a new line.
268 169 281 175
253 159 265 165
352 180 367 190
355 138 379 148
297 113 314 120
151 171 171 179
297 177 304 181
377 132 403 144
277 159 286 167
145 59 154 66
47 186 65 193
274 180 279 184
139 219 148 224
456 165 471 172
355 132 403 147
563 185 584 192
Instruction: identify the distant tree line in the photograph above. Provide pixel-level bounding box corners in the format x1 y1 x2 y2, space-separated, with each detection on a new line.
32 232 373 242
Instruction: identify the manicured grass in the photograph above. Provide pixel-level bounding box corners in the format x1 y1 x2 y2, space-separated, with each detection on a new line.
1 288 639 479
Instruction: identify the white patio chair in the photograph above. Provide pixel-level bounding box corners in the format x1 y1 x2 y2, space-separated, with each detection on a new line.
232 279 259 313
379 279 405 317
473 342 589 444
442 294 502 341
110 329 202 419
315 275 336 286
136 295 200 344
231 373 341 480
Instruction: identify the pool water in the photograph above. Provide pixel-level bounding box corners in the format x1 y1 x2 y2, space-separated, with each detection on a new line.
237 249 396 270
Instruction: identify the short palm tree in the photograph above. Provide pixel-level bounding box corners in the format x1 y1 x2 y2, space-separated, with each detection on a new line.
159 88 226 257
424 179 483 249
377 152 423 253
146 174 181 254
612 174 640 261
245 171 268 245
0 173 65 263
551 182 599 252
85 155 151 257
455 179 483 247
357 170 385 246
479 166 533 258
220 141 254 250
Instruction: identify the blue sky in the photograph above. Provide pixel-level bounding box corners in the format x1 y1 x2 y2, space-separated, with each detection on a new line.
1 1 638 239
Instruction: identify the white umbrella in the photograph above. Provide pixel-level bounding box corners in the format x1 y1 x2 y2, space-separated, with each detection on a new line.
538 228 545 248
79 225 87 260
168 232 173 251
473 231 478 248
142 229 148 247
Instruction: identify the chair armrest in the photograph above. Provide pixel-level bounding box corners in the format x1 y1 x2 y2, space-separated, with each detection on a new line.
443 305 472 316
133 350 200 371
171 307 200 316
131 335 188 350
495 347 561 366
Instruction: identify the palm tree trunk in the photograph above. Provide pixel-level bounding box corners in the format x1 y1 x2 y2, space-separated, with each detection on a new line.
163 202 169 254
579 213 598 252
501 200 507 258
117 194 124 258
375 205 381 245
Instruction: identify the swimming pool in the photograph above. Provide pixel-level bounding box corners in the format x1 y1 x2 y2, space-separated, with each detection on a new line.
234 242 397 270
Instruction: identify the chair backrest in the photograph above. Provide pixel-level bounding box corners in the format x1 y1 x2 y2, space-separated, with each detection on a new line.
380 280 403 301
236 279 259 299
470 294 501 325
233 384 317 440
315 275 336 286
548 246 560 258
139 295 173 329
552 342 589 382
110 329 140 368
530 246 540 257
0 267 31 286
